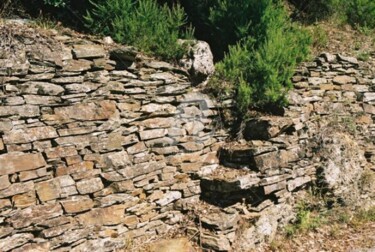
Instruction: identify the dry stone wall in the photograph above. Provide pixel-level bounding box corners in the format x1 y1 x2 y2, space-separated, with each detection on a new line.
0 23 374 252
0 24 227 251
198 52 375 251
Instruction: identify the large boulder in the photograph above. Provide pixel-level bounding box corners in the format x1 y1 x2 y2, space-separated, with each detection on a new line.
179 40 215 85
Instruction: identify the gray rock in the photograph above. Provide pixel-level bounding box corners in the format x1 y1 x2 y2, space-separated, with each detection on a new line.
156 191 182 206
179 40 215 84
73 44 106 59
18 81 65 95
0 233 34 252
201 233 231 251
201 211 239 231
338 54 358 65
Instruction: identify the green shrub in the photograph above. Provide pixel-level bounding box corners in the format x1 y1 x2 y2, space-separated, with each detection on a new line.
285 201 323 237
85 0 193 60
210 0 311 114
346 0 375 29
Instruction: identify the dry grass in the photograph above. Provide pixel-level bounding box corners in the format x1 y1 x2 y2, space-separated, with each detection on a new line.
263 206 375 252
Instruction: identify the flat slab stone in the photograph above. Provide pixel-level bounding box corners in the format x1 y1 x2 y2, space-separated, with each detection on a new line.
73 44 106 59
18 81 65 96
0 152 46 176
53 101 117 121
8 203 63 229
3 126 58 144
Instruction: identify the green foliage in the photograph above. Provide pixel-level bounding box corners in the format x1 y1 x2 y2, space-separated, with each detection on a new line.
43 0 67 7
346 0 375 29
85 0 193 60
285 201 323 237
309 25 328 49
210 0 311 114
289 0 375 30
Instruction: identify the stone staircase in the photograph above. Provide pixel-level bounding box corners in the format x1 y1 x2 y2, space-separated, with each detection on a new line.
186 115 317 251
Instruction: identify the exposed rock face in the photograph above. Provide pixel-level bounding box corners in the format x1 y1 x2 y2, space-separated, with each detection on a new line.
0 23 374 252
317 132 366 204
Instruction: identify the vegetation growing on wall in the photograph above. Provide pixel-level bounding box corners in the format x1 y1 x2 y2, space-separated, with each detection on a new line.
0 0 374 115
208 0 311 114
84 0 193 60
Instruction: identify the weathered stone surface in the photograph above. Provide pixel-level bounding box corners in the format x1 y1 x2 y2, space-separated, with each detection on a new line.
63 59 92 72
73 44 106 59
333 75 356 85
117 161 165 179
201 233 231 251
45 146 78 159
253 151 287 171
77 204 127 226
156 191 182 206
0 233 34 252
0 181 34 198
104 151 132 168
287 176 312 191
201 211 239 231
18 81 65 95
0 105 40 117
24 95 61 105
50 228 92 247
0 198 12 209
0 119 13 132
140 129 167 140
141 103 177 115
70 238 126 252
53 101 117 121
109 46 138 62
201 173 260 193
244 117 294 140
337 54 358 64
41 223 72 238
0 175 10 190
308 77 327 85
8 204 63 228
36 179 62 202
110 180 134 193
263 180 287 194
76 177 104 194
12 191 37 208
12 242 50 252
184 121 204 135
94 193 138 208
179 40 215 84
363 93 375 103
51 76 84 84
61 195 94 213
0 152 46 176
3 126 58 144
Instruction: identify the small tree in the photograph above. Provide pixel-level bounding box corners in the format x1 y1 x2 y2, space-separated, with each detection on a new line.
209 0 311 114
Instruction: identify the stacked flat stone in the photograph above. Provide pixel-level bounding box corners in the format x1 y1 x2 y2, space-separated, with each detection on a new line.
0 22 374 251
0 25 223 251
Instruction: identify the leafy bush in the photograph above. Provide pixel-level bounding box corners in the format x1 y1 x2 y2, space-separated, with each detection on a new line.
85 0 193 60
210 0 311 114
346 0 375 29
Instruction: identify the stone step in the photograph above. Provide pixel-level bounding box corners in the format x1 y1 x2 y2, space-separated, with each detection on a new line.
243 116 295 141
218 141 300 172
